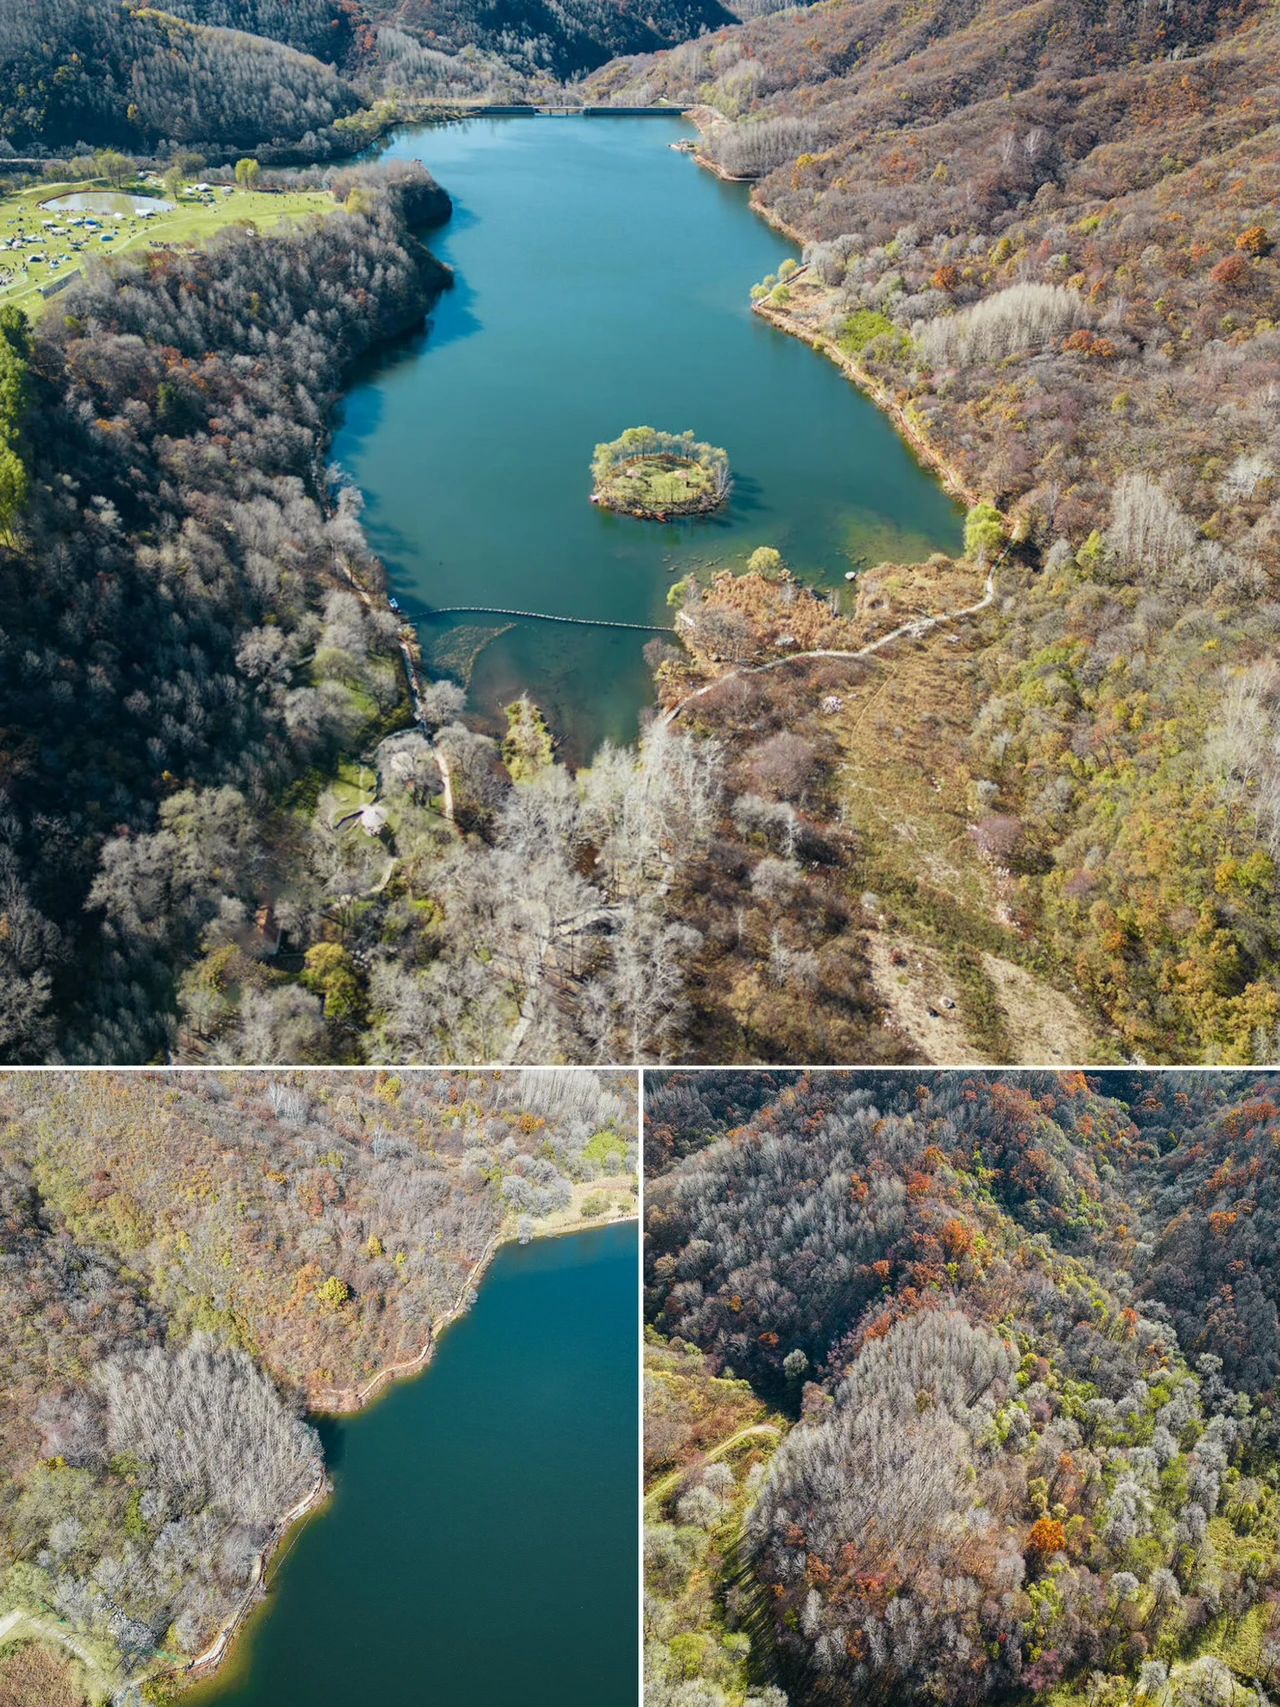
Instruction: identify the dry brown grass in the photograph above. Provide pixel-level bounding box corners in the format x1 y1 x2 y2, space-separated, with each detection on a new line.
829 627 1103 1060
670 555 985 693
0 1643 86 1707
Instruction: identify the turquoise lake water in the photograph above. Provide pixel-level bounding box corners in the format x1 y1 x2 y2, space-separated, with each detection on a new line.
189 1222 637 1706
333 115 962 758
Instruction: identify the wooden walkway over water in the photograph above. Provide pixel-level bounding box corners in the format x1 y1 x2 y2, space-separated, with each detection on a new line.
418 102 684 117
427 604 677 633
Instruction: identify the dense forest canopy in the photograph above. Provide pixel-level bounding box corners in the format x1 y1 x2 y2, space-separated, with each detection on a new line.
591 0 1280 1065
356 0 735 84
0 1067 635 1700
0 0 735 161
0 161 454 1062
157 0 374 66
0 0 371 158
645 1069 1280 1707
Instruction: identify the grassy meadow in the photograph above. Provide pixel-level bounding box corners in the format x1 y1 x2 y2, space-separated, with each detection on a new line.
0 176 335 316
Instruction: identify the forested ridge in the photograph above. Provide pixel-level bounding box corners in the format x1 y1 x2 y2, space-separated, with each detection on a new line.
0 1067 635 1702
0 0 519 160
0 0 730 162
0 161 451 1062
644 1070 1280 1707
590 0 1280 1064
0 0 371 159
357 0 734 84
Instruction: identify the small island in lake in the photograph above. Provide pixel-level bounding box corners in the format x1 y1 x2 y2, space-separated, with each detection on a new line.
590 426 731 519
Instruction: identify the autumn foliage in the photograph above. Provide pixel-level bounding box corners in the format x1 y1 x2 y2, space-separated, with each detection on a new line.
1026 1515 1067 1558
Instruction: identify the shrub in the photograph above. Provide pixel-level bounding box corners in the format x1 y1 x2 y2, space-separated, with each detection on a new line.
747 546 786 580
838 308 898 354
1027 1516 1067 1558
1235 225 1271 256
1062 329 1120 359
1210 253 1249 288
314 1275 351 1309
964 503 1007 560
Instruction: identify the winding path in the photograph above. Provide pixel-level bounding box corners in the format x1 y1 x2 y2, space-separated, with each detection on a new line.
0 1607 110 1684
659 564 997 729
646 1422 784 1508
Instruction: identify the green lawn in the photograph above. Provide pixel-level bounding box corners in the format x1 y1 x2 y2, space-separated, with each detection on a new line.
598 455 719 515
0 176 336 317
319 760 379 829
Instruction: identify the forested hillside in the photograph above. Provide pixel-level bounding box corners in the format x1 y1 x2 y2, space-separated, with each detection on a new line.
0 163 452 1062
592 0 1280 1064
0 0 542 163
156 0 373 66
0 0 727 161
359 0 734 83
0 0 370 158
644 1069 1280 1707
0 1067 634 1702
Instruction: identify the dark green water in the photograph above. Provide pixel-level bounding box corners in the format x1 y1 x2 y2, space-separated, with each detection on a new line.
333 115 963 759
189 1222 637 1707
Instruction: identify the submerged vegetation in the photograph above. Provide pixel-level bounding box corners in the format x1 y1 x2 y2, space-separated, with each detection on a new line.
644 1068 1280 1707
591 427 732 519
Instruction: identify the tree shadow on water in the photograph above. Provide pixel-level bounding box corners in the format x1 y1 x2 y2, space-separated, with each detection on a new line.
331 266 483 460
430 195 480 242
694 467 767 529
420 265 482 354
314 1414 347 1471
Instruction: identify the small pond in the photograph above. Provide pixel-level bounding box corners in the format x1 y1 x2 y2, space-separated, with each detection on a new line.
40 192 175 215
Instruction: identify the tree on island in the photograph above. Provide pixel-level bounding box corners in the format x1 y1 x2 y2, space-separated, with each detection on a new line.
590 427 731 519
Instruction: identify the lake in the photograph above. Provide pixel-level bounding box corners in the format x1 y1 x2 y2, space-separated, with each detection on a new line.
188 1221 638 1707
333 115 963 758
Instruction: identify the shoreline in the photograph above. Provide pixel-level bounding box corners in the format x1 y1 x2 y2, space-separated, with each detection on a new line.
750 297 981 509
178 1204 637 1695
677 110 978 505
681 106 809 243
